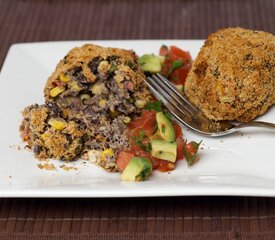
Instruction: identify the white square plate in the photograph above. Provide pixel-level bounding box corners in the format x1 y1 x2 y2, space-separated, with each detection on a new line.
0 40 274 197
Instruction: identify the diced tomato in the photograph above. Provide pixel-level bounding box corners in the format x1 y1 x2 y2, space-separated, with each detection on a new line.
130 144 157 168
150 158 161 169
143 109 156 122
169 46 192 85
159 160 169 172
171 124 185 160
160 45 192 85
128 138 149 155
129 139 161 169
116 151 135 172
173 124 183 139
170 64 191 85
169 46 192 63
158 161 175 172
128 110 156 136
175 138 184 160
159 160 176 172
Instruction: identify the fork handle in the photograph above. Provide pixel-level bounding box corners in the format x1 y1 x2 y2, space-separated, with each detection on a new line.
236 121 275 130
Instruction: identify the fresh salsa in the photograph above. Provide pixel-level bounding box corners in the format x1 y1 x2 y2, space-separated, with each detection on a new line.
117 45 201 182
117 102 201 181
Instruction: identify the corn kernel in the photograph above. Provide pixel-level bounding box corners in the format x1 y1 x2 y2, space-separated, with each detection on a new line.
40 133 46 141
48 118 67 131
91 83 105 95
101 148 114 160
122 116 131 124
80 94 90 102
98 99 106 107
98 61 109 73
59 73 70 82
135 99 147 108
50 86 65 97
69 81 83 91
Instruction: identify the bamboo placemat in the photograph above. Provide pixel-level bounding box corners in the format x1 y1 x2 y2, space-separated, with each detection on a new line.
0 0 275 239
1 198 275 238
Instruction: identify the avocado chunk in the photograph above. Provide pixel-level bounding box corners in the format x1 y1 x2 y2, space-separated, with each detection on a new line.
156 112 175 142
121 157 152 181
138 54 163 73
151 140 177 162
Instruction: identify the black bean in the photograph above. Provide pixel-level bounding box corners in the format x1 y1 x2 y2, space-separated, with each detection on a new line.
70 67 88 83
72 66 82 75
33 145 42 154
65 134 73 144
125 60 138 71
74 145 82 155
46 101 62 117
107 55 120 62
88 57 103 74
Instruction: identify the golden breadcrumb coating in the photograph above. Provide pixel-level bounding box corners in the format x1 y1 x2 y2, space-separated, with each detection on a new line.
184 27 275 122
44 44 152 102
21 44 153 171
20 104 85 161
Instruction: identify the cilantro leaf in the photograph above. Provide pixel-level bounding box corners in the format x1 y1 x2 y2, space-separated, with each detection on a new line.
172 60 183 71
132 131 151 152
108 63 117 73
144 100 163 112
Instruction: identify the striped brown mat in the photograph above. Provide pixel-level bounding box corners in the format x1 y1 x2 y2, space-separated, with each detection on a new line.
0 0 274 68
0 0 275 239
1 232 275 240
1 198 275 236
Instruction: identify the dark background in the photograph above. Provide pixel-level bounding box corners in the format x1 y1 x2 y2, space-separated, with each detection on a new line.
1 0 274 68
0 0 275 239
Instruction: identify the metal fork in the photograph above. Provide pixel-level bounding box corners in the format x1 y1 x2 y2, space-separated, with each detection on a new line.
145 73 275 137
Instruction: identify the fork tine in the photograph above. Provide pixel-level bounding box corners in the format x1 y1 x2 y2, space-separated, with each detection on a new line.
145 76 196 130
151 74 196 116
146 76 193 118
155 73 199 112
145 76 240 136
151 75 193 116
